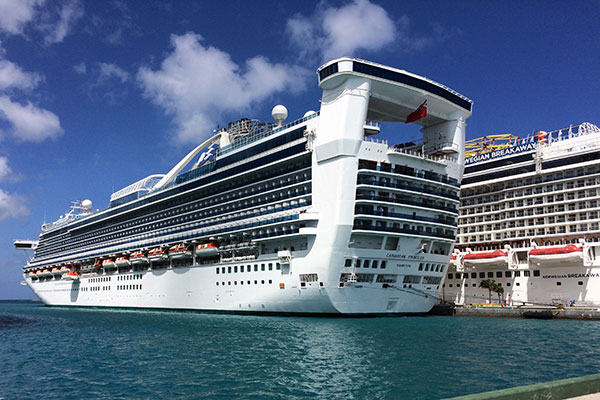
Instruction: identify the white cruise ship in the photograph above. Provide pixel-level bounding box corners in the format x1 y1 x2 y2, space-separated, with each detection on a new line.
445 122 600 307
16 58 473 315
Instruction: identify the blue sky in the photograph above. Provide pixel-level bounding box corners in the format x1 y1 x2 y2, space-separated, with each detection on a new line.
1 0 598 299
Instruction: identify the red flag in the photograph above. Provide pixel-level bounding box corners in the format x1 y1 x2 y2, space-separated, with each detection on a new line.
405 100 427 123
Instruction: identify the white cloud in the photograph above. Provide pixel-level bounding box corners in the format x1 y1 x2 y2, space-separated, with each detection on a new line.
0 188 29 220
0 59 42 91
39 0 84 45
73 61 86 74
138 32 309 144
0 96 63 142
98 62 129 83
287 0 396 61
0 0 44 35
0 156 11 180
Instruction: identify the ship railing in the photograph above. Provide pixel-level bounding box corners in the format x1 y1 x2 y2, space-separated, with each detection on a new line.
355 193 458 214
355 209 457 227
352 224 456 240
356 178 459 201
357 163 460 188
216 111 320 157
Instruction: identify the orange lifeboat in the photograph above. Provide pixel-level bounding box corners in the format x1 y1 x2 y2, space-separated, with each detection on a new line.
169 243 191 260
130 251 149 265
115 255 131 267
529 245 583 266
102 258 117 269
51 267 62 276
463 250 508 268
28 271 37 279
148 247 168 262
60 266 71 273
62 271 80 281
196 241 219 258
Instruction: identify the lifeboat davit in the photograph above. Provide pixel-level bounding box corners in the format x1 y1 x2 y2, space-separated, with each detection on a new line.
169 244 191 259
463 250 508 268
130 251 149 265
115 256 131 267
62 271 79 281
102 258 117 269
529 245 583 266
196 241 219 258
148 247 168 262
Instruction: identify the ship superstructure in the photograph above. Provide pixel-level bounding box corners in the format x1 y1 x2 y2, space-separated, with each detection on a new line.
17 58 472 315
445 122 600 306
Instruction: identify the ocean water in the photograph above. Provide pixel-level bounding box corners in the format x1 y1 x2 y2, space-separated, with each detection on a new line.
1 302 599 400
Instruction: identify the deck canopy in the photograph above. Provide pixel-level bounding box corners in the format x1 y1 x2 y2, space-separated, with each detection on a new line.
317 58 473 126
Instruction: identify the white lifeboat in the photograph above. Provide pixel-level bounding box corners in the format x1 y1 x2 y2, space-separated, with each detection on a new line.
529 245 583 266
28 271 37 280
169 244 191 260
51 267 62 276
102 258 117 269
148 247 168 262
130 251 149 265
62 271 80 281
60 266 71 274
115 256 131 267
196 241 219 258
463 250 508 268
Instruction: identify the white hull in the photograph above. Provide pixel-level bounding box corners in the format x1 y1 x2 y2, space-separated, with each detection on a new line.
26 251 441 314
446 244 600 307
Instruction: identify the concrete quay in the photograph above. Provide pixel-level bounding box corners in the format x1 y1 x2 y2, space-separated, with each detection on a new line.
430 304 600 320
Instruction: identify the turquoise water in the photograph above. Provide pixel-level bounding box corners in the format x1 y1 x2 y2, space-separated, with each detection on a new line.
1 302 599 399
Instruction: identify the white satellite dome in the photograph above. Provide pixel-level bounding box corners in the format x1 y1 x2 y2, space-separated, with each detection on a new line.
81 199 93 210
271 105 288 126
303 110 316 118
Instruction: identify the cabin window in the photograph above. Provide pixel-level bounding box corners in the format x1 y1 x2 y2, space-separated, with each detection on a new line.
496 271 502 278
533 270 540 277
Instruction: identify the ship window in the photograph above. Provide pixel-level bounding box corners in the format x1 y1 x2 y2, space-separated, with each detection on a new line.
216 282 219 286
556 282 562 286
505 271 511 278
268 263 273 271
344 259 352 267
524 270 531 277
254 280 258 284
449 284 453 287
381 261 386 269
364 260 370 268
495 271 502 278
516 283 520 286
448 273 454 280
221 267 226 274
254 265 258 271
478 272 485 278
372 260 378 269
578 281 583 286
418 263 423 271
234 266 238 273
276 263 281 270
269 279 272 284
228 267 231 273
261 280 265 284
506 283 511 287
471 273 476 279
472 283 476 287
514 271 520 277
247 265 251 272
533 270 540 277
